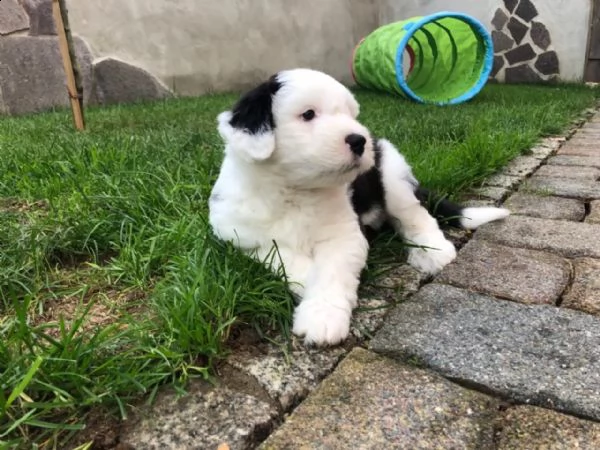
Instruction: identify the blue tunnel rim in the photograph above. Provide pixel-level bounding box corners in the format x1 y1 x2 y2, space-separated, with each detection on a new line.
394 11 495 105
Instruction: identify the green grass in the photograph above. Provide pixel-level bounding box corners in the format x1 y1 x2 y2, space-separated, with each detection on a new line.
0 83 598 448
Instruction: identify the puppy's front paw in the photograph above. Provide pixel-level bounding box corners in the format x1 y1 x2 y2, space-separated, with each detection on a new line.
292 299 351 346
407 233 457 276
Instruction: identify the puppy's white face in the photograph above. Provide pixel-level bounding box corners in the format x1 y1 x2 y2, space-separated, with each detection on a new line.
217 68 375 188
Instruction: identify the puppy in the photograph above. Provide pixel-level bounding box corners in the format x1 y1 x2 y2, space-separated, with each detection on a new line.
209 68 509 346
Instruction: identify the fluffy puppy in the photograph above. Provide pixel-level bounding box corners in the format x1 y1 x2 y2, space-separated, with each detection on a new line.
209 68 509 346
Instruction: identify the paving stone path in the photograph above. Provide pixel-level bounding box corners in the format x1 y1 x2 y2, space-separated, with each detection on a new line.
117 107 600 449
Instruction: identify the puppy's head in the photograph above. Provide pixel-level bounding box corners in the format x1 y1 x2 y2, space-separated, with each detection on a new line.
217 68 374 188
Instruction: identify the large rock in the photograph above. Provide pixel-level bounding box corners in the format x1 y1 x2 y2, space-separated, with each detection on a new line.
120 381 277 449
475 215 600 258
503 192 585 221
496 405 600 449
93 57 173 105
371 283 600 421
20 0 55 35
260 348 500 449
0 35 94 115
0 0 29 35
436 240 570 305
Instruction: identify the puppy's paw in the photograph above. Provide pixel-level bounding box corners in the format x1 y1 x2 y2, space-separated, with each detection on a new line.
407 232 457 276
292 299 351 346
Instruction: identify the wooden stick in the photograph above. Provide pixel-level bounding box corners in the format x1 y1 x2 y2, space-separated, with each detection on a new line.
52 0 85 130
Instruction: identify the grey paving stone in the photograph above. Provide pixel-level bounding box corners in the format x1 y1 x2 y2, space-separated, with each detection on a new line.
472 186 509 202
503 192 585 221
534 164 600 180
484 173 522 189
228 343 345 411
93 57 173 105
558 143 600 157
587 200 600 224
562 258 600 316
370 283 600 421
576 129 600 136
0 0 29 35
548 155 600 169
474 215 600 258
502 156 542 177
522 176 600 199
495 405 600 449
0 36 94 115
120 382 277 450
437 240 570 305
260 348 500 449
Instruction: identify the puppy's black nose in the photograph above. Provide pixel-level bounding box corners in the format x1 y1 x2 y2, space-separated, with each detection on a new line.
345 133 366 156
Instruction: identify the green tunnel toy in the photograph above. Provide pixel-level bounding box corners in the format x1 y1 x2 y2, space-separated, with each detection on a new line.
351 12 494 105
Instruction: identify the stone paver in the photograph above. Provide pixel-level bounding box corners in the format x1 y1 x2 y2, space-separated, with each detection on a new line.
370 283 600 421
120 382 277 449
523 176 600 199
534 164 600 180
562 258 600 316
502 155 542 177
587 200 600 224
472 186 508 202
260 348 500 449
484 173 521 190
475 215 600 258
495 405 600 449
558 144 600 157
503 192 585 221
529 137 564 160
548 155 600 169
228 344 345 411
437 240 570 305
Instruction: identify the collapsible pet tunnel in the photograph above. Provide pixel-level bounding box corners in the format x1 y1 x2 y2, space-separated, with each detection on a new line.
351 12 494 105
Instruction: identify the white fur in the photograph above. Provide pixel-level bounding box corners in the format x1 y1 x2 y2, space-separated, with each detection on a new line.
460 207 510 230
377 139 458 275
209 68 509 346
210 69 372 346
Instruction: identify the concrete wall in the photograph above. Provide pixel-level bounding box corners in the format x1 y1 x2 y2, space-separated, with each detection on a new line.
0 0 594 115
68 0 378 96
379 0 592 82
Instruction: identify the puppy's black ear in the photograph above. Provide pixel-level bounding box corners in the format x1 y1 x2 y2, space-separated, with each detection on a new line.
217 74 282 161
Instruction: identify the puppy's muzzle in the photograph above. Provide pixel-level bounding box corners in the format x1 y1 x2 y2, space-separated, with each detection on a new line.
345 134 366 157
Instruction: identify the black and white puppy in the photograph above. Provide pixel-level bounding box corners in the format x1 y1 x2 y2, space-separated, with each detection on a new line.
209 68 509 346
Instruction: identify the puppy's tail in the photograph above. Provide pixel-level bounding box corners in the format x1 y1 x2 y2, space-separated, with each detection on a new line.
415 186 510 230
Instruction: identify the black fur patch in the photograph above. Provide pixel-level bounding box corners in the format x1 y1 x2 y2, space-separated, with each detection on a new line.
414 186 463 228
229 74 282 134
350 139 384 216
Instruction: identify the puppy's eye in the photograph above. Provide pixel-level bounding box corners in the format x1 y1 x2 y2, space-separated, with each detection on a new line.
301 109 316 121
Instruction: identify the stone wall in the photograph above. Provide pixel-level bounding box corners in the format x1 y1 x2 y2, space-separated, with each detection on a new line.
0 0 594 115
379 0 592 83
67 0 378 96
0 0 172 115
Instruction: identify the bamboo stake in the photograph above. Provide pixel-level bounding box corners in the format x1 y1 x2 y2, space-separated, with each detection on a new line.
52 0 85 130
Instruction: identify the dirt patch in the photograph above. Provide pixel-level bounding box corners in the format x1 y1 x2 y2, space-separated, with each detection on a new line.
32 267 148 338
0 197 48 214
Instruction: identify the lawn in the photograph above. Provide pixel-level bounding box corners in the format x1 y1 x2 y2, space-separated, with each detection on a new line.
1 82 598 448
